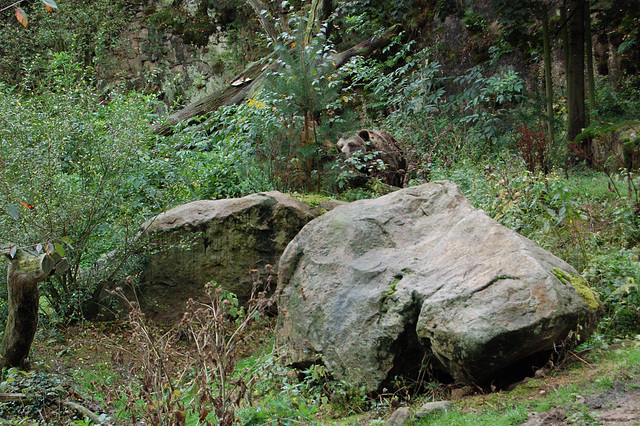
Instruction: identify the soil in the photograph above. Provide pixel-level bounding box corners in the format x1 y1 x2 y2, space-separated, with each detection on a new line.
522 379 640 425
584 380 640 424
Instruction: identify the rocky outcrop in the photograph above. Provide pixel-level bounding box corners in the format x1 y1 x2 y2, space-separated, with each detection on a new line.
98 1 251 107
275 181 601 391
139 191 318 322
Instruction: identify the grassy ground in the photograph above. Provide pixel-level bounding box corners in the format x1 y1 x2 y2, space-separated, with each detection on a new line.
16 326 640 425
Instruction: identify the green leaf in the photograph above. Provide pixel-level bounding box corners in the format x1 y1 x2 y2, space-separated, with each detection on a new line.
7 203 20 220
41 0 59 9
60 236 75 250
54 242 65 257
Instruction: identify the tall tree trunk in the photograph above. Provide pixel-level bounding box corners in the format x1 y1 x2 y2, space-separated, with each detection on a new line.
567 0 586 159
561 2 570 101
1 249 69 368
585 0 596 123
542 5 555 143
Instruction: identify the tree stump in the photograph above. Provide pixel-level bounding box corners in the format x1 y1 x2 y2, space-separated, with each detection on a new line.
1 249 68 368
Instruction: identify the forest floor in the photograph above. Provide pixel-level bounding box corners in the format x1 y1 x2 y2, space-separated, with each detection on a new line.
519 377 640 425
10 326 640 425
407 338 640 426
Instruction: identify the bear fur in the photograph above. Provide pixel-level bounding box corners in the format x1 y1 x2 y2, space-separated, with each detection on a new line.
336 129 407 187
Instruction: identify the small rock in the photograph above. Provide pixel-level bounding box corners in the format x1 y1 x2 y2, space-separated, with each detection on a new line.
415 401 454 418
387 407 414 426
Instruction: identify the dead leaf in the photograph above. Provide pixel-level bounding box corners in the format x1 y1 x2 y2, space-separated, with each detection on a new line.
15 7 27 27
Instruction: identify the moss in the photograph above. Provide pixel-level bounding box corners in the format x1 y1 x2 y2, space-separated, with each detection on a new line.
552 269 601 310
291 193 336 209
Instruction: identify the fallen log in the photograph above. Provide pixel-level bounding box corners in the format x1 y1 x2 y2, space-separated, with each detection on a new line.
152 26 399 136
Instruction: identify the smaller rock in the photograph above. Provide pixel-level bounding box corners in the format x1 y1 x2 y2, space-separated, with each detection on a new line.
415 401 453 418
387 407 413 426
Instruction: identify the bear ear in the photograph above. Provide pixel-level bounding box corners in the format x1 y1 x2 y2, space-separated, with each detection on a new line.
358 129 371 142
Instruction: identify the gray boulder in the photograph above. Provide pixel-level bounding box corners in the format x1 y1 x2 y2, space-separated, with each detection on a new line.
139 191 318 322
275 181 600 391
386 407 413 425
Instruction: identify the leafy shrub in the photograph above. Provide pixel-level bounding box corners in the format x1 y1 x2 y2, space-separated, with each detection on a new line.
0 0 131 87
261 15 345 192
241 360 369 424
171 105 277 199
0 56 191 321
583 249 640 337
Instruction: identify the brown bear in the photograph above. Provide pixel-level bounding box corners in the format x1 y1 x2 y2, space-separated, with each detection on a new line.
336 129 407 187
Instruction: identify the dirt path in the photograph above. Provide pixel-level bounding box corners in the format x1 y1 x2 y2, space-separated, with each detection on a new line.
522 378 640 425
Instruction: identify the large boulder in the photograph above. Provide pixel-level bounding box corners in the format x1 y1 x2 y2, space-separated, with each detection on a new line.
275 181 601 391
139 191 319 322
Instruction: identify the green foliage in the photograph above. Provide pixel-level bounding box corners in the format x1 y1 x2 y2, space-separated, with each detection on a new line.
461 6 487 33
340 42 526 168
0 368 64 419
453 66 525 152
241 360 369 424
0 0 131 87
583 249 640 337
593 77 640 121
237 15 355 192
333 0 423 43
0 56 193 322
165 107 275 200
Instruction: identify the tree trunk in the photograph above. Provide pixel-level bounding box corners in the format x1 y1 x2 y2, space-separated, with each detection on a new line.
151 55 275 136
152 27 399 136
567 0 586 157
585 0 596 123
542 5 555 143
245 0 279 43
561 2 570 99
2 250 50 368
1 249 69 368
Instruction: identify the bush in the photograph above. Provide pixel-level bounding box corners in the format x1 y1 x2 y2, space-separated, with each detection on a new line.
0 0 131 87
0 56 190 322
583 249 640 337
